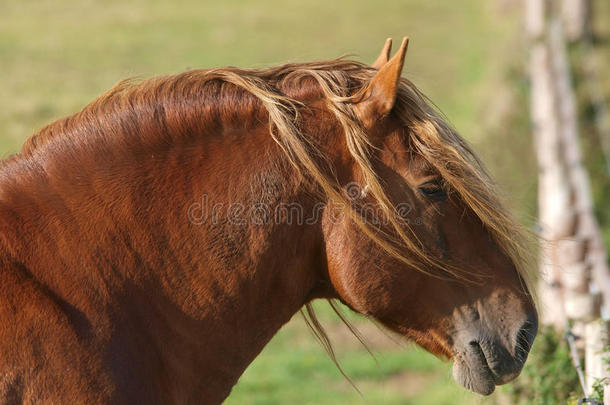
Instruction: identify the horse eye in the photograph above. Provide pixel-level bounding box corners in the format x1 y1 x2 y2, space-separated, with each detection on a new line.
417 181 447 200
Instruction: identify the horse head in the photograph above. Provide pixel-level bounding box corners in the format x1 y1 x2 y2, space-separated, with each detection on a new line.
318 38 537 395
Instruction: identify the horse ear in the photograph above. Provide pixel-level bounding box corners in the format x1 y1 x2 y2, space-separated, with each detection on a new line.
371 38 392 69
353 37 409 129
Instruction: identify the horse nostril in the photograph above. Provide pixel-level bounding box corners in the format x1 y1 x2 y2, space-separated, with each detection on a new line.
515 318 538 363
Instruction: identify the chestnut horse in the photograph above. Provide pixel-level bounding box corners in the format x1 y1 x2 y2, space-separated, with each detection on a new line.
0 38 537 403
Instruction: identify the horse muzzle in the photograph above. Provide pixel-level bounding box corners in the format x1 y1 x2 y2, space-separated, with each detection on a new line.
451 314 538 395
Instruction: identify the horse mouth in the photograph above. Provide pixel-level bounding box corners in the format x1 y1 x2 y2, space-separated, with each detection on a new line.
451 342 498 396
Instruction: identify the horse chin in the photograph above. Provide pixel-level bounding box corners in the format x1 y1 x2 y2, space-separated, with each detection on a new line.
451 354 496 396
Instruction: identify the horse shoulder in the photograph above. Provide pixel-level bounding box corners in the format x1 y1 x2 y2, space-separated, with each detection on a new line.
0 259 117 404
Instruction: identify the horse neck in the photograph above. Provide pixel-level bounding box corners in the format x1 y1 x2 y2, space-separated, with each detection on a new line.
0 118 328 398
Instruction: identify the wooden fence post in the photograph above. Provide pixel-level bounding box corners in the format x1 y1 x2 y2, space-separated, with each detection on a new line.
529 0 570 330
561 0 592 42
529 0 610 399
585 319 609 396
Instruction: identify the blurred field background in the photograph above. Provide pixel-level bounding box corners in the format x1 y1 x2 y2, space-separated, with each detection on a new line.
1 0 609 404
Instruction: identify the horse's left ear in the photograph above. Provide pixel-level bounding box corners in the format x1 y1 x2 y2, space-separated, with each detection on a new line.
352 37 409 129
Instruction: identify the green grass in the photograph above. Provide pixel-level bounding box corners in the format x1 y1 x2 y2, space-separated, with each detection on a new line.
0 0 516 154
0 1 526 404
587 0 610 249
226 302 492 405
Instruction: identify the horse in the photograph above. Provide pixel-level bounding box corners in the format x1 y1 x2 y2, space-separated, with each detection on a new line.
0 37 537 403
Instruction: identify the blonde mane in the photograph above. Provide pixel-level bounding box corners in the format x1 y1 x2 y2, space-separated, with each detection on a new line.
15 58 537 298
